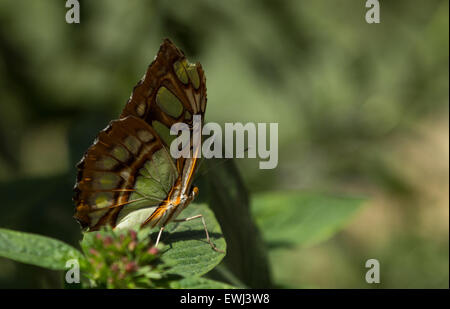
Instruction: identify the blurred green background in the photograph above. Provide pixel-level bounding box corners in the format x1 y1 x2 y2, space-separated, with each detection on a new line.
0 0 448 288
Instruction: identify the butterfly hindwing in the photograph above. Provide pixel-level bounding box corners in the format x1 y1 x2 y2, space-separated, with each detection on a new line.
74 116 178 230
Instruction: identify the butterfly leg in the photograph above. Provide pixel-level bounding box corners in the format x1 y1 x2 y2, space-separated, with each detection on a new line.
155 226 165 248
173 214 224 253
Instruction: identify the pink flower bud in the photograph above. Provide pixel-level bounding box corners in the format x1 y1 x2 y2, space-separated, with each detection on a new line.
147 247 159 255
129 230 137 241
95 261 104 271
125 261 138 273
128 241 137 251
103 236 113 246
111 263 119 272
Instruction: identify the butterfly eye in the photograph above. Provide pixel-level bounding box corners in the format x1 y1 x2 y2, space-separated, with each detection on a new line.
191 186 199 198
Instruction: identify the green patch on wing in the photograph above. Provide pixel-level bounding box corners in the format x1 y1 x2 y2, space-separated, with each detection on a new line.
152 120 176 147
173 59 189 84
115 148 178 229
173 59 200 89
186 64 200 89
156 86 184 118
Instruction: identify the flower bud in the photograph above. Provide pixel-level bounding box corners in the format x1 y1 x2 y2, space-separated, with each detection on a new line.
147 247 159 255
129 230 137 241
89 248 99 256
111 263 119 273
103 236 113 246
125 261 138 273
128 241 137 251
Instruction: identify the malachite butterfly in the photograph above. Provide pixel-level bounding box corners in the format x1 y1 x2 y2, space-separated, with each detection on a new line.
73 39 221 251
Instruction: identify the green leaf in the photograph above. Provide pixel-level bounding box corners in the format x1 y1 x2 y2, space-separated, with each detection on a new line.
251 191 366 248
170 277 236 289
201 158 272 288
0 228 84 270
157 203 226 278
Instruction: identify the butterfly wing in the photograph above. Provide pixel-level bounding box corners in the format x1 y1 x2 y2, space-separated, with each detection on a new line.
121 38 207 196
74 116 178 230
74 39 207 231
120 38 207 146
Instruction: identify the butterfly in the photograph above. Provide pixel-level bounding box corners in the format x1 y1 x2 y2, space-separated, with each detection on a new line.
73 38 221 252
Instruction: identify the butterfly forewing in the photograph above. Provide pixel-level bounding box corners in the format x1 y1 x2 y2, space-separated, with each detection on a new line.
120 39 207 146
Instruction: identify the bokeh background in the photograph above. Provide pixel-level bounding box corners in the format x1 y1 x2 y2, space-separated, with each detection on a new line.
0 0 448 288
